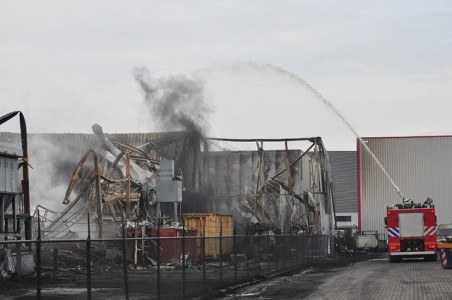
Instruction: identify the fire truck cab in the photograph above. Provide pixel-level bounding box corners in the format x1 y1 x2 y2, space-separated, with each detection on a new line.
385 202 437 262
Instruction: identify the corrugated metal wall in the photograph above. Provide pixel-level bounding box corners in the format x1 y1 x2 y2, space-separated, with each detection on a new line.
329 151 357 213
359 136 452 235
205 150 304 217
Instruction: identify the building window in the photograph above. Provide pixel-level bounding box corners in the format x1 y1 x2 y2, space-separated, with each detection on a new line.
336 216 352 222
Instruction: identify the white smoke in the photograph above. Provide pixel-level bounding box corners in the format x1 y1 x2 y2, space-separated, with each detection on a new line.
28 135 71 214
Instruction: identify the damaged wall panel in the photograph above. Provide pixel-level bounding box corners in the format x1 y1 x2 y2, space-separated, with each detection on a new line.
202 149 313 234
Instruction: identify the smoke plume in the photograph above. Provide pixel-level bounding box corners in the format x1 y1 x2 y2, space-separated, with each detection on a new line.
133 68 213 138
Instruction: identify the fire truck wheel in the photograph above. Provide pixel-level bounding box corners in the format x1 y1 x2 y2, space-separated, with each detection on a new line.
424 254 438 262
389 256 402 263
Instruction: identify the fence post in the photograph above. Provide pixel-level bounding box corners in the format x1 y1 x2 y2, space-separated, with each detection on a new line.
87 213 92 300
317 235 320 259
281 226 285 269
246 235 250 278
202 224 206 293
275 234 278 270
258 233 261 273
121 213 129 300
233 222 237 282
267 230 270 273
53 248 58 281
182 220 186 298
36 209 41 299
302 235 305 265
157 221 161 300
15 237 22 279
219 222 223 284
321 235 323 258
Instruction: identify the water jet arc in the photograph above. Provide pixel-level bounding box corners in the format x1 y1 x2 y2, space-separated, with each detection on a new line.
261 64 407 202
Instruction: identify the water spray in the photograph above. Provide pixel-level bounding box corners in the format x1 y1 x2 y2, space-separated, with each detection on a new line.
256 63 408 202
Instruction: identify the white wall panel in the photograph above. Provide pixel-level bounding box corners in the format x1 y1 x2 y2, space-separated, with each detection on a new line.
359 136 452 236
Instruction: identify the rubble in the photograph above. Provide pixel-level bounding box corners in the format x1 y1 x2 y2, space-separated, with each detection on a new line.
20 126 335 270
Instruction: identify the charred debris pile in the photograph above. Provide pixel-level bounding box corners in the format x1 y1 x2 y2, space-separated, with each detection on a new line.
0 125 335 241
28 127 334 240
1 123 335 274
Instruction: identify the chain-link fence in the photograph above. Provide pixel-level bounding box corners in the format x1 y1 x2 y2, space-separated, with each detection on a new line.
1 222 331 299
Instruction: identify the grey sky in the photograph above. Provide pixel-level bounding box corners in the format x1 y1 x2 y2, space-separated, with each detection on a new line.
1 0 451 150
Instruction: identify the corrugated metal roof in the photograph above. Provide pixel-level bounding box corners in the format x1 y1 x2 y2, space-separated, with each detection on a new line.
329 151 357 213
359 136 452 235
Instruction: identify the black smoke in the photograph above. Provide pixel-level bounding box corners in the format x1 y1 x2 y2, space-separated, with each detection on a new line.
133 68 213 138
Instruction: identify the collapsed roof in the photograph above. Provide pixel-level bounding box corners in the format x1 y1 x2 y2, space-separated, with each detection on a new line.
0 129 335 239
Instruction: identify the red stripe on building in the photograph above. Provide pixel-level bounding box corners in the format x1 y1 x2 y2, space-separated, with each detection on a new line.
357 138 361 231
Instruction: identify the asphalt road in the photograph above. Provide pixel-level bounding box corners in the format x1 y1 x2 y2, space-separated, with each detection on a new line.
4 253 452 299
215 253 452 300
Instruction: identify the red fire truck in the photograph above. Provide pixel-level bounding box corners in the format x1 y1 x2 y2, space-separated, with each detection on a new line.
385 201 437 262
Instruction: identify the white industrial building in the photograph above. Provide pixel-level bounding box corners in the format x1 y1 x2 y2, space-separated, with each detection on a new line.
358 136 452 238
328 151 358 232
